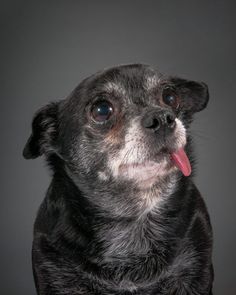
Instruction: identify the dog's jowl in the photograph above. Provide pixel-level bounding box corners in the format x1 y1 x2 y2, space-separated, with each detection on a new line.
23 64 213 294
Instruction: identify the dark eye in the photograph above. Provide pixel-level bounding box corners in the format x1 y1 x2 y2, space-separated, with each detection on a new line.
91 100 114 122
162 88 179 109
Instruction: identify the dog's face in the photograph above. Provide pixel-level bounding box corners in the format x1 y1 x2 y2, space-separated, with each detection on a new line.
23 64 209 215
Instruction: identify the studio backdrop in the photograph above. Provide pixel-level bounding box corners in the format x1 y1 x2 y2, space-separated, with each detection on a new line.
1 1 235 294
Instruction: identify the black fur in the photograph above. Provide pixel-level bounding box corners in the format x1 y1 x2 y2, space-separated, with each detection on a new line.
24 64 213 294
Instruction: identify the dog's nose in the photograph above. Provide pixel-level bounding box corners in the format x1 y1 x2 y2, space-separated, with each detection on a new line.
141 109 176 133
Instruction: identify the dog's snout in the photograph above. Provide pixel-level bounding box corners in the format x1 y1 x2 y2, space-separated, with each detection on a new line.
141 110 176 133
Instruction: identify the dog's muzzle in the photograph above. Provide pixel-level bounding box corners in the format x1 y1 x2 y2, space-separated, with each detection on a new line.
141 109 191 177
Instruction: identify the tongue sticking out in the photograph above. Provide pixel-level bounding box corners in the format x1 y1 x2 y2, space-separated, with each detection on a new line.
170 148 191 177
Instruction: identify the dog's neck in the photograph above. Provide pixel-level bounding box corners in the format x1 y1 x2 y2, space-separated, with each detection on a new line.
51 167 184 248
64 163 180 218
46 170 189 291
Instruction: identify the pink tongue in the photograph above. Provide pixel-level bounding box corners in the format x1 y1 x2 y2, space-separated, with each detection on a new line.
170 148 191 176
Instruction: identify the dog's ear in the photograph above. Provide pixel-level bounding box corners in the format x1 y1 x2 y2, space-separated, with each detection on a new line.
170 77 209 113
23 102 60 159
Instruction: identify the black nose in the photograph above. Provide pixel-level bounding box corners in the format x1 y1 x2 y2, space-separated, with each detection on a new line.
141 110 176 133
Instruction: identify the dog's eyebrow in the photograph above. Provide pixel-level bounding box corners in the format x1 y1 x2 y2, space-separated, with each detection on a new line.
103 81 127 97
144 75 161 90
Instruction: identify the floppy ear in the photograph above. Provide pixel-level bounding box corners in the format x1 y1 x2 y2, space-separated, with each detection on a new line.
23 102 60 159
170 77 209 113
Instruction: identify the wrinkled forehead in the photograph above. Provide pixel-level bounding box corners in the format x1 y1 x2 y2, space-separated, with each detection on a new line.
82 65 164 103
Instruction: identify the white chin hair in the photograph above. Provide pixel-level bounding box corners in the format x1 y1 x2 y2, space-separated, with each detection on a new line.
118 159 172 188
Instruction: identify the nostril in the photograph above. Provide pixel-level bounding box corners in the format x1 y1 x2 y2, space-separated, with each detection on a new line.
147 118 160 130
142 115 161 131
166 113 176 128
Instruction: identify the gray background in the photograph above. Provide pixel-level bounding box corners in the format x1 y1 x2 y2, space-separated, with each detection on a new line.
1 0 235 294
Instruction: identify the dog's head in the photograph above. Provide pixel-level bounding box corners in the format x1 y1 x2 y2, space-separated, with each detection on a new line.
23 64 209 215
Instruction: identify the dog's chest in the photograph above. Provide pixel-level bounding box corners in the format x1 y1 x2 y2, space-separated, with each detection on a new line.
96 216 173 279
103 221 153 258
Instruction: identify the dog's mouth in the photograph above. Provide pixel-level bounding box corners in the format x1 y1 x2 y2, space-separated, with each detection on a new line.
118 147 191 186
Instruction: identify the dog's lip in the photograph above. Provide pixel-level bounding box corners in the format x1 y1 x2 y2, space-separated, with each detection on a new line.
118 148 170 173
119 159 167 171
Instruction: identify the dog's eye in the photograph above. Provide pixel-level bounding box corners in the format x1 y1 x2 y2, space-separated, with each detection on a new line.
162 88 179 109
91 100 114 122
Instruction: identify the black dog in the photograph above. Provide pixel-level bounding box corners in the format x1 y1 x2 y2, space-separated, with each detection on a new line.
23 64 213 294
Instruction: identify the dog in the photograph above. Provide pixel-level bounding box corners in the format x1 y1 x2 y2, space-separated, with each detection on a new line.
23 64 214 294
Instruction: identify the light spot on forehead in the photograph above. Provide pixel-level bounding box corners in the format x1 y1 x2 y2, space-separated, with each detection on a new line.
144 75 161 91
104 81 127 97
